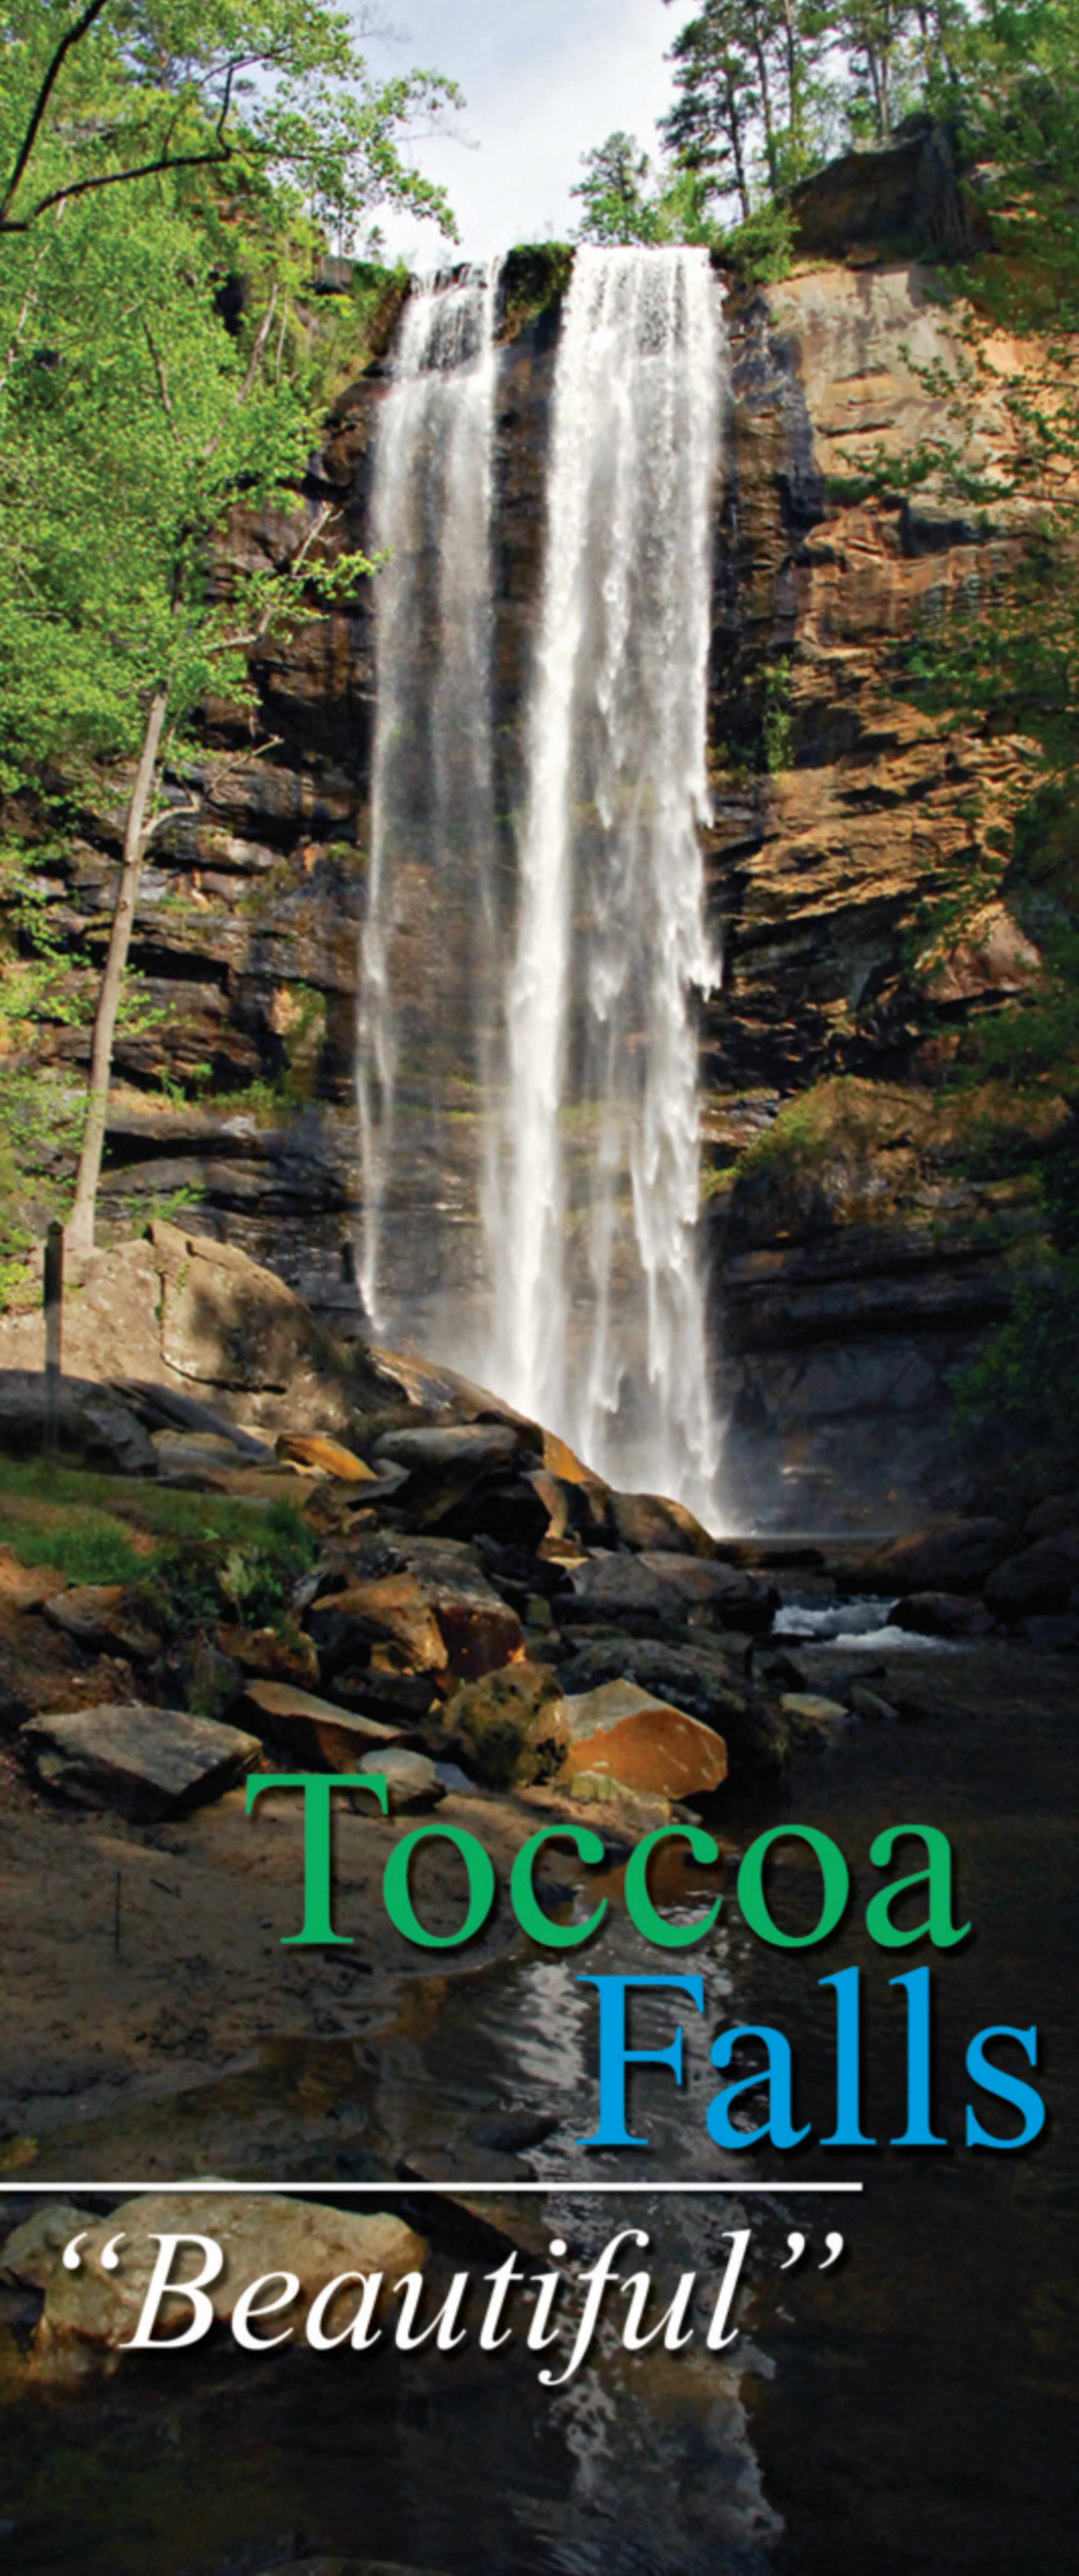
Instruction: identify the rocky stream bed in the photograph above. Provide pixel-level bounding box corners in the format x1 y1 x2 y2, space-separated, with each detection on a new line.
0 1230 1075 2572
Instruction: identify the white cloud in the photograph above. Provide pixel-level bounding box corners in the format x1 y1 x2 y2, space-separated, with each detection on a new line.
366 0 679 265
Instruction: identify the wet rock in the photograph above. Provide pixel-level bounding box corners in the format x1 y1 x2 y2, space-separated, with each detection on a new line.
566 1552 774 1632
0 1370 156 1475
1020 1611 1079 1651
446 1660 569 1789
242 1678 404 1766
1025 1493 1079 1541
358 1747 445 1811
44 1585 161 1660
985 1531 1079 1619
24 2192 424 2362
841 1518 1019 1597
892 1591 995 1638
780 1691 851 1744
563 1699 728 1802
558 1637 787 1775
606 1490 718 1558
20 1703 261 1820
848 1681 900 1722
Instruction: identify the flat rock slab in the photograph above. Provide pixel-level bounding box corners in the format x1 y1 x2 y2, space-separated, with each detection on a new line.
21 1704 261 1822
17 2192 425 2359
242 1678 402 1768
0 1369 156 1475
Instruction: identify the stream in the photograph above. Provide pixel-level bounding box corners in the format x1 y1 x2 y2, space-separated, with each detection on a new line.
0 1643 1074 2574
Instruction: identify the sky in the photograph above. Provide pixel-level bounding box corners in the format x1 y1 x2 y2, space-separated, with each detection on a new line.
364 1 679 267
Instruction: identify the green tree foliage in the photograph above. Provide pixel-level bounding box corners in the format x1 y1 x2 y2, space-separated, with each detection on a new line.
0 2 460 1250
570 132 661 242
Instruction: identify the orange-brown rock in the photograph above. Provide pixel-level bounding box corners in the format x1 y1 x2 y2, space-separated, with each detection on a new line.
564 1704 728 1803
241 1677 403 1767
275 1432 375 1481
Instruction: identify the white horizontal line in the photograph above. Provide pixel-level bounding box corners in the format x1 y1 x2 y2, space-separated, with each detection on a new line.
0 2182 861 2199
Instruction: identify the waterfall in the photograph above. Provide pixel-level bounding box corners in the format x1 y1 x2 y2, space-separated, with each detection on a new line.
357 245 726 1526
492 246 725 1524
357 261 503 1353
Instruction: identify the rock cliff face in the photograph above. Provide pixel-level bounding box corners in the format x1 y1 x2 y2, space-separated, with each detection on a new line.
13 225 1055 1528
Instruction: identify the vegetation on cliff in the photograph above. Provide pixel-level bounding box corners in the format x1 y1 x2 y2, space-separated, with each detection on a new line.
0 1 459 1255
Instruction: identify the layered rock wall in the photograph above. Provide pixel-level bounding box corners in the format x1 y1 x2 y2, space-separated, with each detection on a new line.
7 235 1055 1525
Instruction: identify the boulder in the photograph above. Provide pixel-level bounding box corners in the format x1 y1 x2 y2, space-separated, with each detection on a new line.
367 1423 549 1546
0 1370 156 1475
242 1678 404 1768
311 1573 446 1673
310 1563 524 1687
446 1661 569 1789
892 1591 995 1639
843 1518 1018 1597
18 2192 424 2359
373 1425 527 1476
985 1531 1079 1620
357 1747 445 1812
563 1699 727 1802
606 1491 718 1558
557 1637 787 1776
563 1677 671 1741
566 1551 774 1633
1025 1493 1079 1541
20 1704 261 1821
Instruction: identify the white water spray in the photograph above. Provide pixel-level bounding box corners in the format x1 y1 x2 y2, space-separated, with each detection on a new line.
357 262 503 1338
493 246 726 1522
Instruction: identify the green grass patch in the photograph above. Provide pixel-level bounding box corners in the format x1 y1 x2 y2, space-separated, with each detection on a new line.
0 1458 315 1615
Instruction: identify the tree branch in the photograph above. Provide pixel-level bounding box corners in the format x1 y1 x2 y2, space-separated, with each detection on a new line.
0 50 244 236
1 142 235 234
0 0 113 227
236 283 278 406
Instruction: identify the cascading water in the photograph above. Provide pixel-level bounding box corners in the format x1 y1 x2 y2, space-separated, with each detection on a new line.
491 246 725 1524
357 260 503 1356
357 243 726 1525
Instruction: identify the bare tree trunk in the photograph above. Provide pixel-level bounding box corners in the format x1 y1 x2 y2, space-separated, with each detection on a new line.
66 684 169 1258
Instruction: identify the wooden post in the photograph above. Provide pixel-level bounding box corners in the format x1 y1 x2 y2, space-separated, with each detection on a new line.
44 1219 63 1457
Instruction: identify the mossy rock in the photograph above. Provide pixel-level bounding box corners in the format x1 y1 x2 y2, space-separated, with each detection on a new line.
446 1659 569 1789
